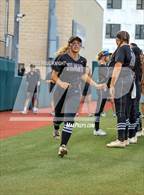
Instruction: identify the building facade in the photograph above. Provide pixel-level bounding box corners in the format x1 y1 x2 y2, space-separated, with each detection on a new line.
0 0 103 78
97 0 144 51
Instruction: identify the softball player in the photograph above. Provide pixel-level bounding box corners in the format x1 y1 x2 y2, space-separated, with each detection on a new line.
130 44 143 137
94 50 110 136
107 31 134 148
22 64 40 114
51 36 106 157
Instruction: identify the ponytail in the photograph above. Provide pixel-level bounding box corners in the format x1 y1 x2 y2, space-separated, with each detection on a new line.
55 45 69 56
112 40 123 58
98 51 104 61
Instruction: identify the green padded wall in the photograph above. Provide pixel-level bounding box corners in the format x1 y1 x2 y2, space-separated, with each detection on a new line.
0 57 21 111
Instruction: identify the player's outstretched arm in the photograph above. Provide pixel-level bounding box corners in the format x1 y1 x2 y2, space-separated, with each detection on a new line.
81 73 107 90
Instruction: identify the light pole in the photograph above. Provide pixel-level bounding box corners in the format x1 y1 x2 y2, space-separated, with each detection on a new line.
47 0 57 60
4 0 9 57
13 0 20 75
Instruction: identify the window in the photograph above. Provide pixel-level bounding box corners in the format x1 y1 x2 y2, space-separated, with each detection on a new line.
107 0 122 9
106 24 121 38
135 25 144 39
136 0 144 9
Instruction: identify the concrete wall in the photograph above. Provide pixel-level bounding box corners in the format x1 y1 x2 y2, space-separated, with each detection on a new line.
0 0 6 40
56 0 104 65
73 0 103 65
0 0 5 56
56 0 73 47
19 0 49 66
0 0 14 39
19 0 49 78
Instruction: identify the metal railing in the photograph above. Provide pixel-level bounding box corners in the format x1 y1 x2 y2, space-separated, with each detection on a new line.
0 40 6 58
0 34 14 59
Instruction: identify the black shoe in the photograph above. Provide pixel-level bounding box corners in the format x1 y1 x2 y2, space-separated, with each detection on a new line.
53 130 60 139
58 145 68 158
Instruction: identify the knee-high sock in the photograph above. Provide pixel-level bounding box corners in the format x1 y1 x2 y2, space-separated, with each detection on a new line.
135 117 140 133
117 122 126 142
95 116 100 131
60 123 73 146
54 122 60 130
139 114 142 131
125 119 129 140
128 122 136 138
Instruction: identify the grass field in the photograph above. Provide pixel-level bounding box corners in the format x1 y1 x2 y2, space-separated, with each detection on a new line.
0 112 144 195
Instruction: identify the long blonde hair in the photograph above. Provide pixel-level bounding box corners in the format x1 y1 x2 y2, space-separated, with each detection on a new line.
55 45 69 56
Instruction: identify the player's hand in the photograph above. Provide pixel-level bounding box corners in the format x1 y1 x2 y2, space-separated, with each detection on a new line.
46 79 55 84
95 83 107 90
60 82 71 89
110 86 115 98
46 80 51 83
57 79 70 89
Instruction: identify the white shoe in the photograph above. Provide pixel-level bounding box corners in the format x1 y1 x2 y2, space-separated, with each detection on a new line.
93 129 107 136
136 131 142 137
129 136 137 144
50 112 55 116
101 112 106 117
113 113 116 117
88 113 93 117
107 140 126 148
125 139 130 146
58 145 68 158
142 129 144 136
33 107 38 114
21 110 27 114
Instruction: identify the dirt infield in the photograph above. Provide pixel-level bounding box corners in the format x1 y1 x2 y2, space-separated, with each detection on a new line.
0 101 112 140
0 112 53 139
